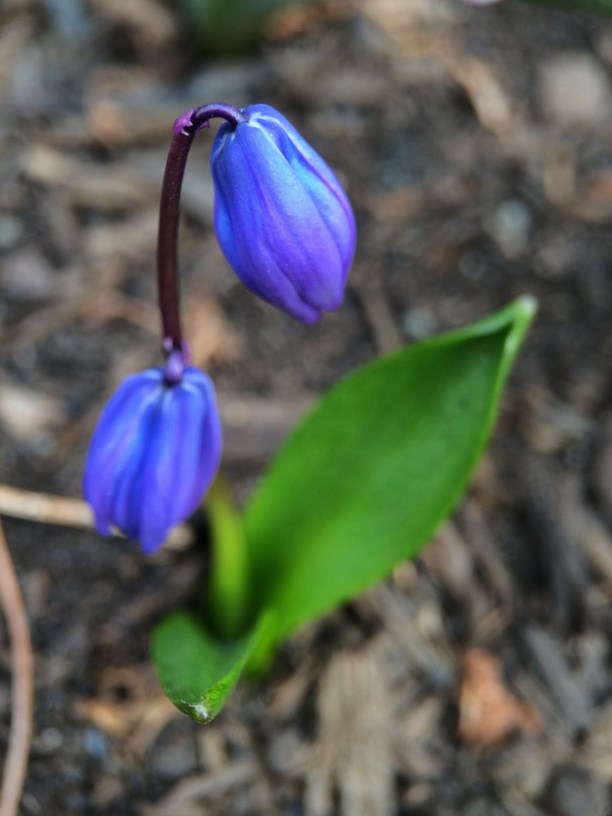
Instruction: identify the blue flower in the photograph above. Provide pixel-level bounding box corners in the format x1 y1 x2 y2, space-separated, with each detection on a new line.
84 366 222 554
211 103 356 324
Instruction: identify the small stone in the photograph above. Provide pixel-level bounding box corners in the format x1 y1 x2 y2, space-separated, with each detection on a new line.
150 725 198 779
459 249 488 281
486 199 532 258
0 383 65 441
538 54 611 126
401 307 438 340
0 215 23 250
83 727 108 760
0 248 55 300
267 729 304 775
40 727 63 751
541 764 609 816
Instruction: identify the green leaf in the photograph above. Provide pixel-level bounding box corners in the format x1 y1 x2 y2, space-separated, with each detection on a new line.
151 611 265 723
177 0 307 54
153 298 535 720
244 297 536 658
205 479 252 639
519 0 612 14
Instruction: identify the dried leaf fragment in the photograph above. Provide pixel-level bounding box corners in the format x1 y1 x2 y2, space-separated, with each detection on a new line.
458 647 541 749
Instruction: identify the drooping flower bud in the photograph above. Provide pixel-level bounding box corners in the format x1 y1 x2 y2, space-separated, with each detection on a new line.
211 104 356 324
84 366 222 554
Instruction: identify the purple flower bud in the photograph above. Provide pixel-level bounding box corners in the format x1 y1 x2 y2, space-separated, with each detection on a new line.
211 104 356 324
84 367 222 554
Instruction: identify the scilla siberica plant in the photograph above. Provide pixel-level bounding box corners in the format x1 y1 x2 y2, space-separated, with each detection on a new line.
85 102 536 723
84 103 355 552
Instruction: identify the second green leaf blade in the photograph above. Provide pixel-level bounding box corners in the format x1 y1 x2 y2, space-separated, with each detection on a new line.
244 297 536 655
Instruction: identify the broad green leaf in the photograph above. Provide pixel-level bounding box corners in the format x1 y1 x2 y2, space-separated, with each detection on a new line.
153 298 535 720
152 611 265 723
244 297 536 658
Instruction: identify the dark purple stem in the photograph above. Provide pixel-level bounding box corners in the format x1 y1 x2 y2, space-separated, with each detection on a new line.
157 103 247 367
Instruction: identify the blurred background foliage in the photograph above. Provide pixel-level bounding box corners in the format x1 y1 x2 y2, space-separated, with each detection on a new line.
175 0 612 56
177 0 312 54
523 0 612 14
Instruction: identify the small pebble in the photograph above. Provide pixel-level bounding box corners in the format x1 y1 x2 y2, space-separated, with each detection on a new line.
538 53 612 126
0 215 23 250
150 738 198 779
459 249 488 281
41 727 63 751
84 727 108 760
541 764 609 816
487 199 532 258
0 248 55 301
402 307 438 340
40 0 90 40
267 729 303 775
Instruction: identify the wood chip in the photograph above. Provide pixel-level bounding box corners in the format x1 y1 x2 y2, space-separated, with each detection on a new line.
219 393 313 463
394 694 445 777
443 51 515 136
0 383 65 441
143 760 257 816
421 521 493 632
0 13 34 96
522 627 591 735
460 500 516 608
578 701 612 783
305 645 394 816
352 263 403 354
20 145 155 211
370 583 454 680
89 0 178 50
183 295 241 368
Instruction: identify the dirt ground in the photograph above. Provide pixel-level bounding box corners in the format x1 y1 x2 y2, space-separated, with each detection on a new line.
1 0 612 814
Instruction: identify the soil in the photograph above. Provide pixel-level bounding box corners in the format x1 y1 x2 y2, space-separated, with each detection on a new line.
1 1 612 814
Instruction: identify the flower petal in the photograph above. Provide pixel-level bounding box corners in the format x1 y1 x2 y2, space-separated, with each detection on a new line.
84 367 222 553
211 104 356 323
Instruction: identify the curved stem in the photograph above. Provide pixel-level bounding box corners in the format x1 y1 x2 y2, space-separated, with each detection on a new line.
178 103 247 136
157 130 192 353
156 103 247 359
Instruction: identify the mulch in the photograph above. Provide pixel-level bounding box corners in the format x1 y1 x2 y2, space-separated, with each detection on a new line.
1 0 611 813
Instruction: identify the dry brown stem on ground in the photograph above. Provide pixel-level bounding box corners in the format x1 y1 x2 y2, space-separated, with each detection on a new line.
0 518 33 816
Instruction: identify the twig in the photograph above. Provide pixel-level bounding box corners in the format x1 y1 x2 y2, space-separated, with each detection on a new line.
0 483 93 530
0 484 191 549
0 517 34 816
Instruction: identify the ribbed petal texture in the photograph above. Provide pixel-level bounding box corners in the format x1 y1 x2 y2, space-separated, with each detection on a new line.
84 367 222 554
211 104 356 323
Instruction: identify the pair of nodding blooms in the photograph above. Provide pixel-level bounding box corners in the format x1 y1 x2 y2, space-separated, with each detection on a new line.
84 103 356 554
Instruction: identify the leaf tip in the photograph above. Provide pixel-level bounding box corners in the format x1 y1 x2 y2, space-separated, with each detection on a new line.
180 699 212 724
504 293 538 360
515 293 538 322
